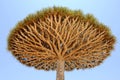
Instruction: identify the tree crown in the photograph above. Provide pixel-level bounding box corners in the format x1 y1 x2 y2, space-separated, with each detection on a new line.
8 7 116 71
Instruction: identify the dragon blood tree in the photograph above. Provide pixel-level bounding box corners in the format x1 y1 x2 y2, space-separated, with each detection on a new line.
8 7 116 80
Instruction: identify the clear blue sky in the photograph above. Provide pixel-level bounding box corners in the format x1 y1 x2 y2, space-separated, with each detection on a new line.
0 0 120 80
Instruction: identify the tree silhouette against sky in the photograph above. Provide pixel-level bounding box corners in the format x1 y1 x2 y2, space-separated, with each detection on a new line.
8 7 116 80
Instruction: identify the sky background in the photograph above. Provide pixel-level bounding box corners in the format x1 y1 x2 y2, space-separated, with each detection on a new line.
0 0 120 80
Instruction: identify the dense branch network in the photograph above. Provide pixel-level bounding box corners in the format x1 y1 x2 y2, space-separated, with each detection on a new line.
8 7 115 71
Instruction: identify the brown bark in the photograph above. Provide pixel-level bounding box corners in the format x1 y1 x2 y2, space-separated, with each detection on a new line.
56 60 65 80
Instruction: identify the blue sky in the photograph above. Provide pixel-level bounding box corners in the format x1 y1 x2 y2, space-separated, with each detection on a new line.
0 0 120 80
